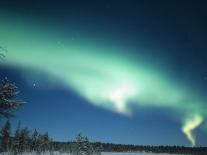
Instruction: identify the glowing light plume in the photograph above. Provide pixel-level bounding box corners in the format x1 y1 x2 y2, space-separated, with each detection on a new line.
182 114 203 147
107 83 136 115
0 16 206 146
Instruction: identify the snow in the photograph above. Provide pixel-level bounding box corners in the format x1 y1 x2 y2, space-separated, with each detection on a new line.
102 152 182 155
0 151 70 155
0 152 184 155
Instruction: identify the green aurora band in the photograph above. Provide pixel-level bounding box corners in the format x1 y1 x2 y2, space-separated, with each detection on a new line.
0 16 206 146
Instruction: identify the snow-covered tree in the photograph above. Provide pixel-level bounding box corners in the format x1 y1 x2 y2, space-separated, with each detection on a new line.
38 132 51 152
0 120 11 152
93 144 103 155
30 129 39 151
12 121 21 154
0 48 23 118
18 128 30 152
74 133 93 155
0 79 23 118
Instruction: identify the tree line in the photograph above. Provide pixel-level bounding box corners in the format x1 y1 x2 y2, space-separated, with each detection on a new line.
0 120 51 153
0 120 103 155
1 118 206 155
50 141 207 155
92 142 207 154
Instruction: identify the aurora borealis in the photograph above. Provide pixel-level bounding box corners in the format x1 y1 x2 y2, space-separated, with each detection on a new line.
0 0 207 147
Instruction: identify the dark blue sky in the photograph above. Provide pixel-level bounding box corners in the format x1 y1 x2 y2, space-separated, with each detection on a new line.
0 0 207 146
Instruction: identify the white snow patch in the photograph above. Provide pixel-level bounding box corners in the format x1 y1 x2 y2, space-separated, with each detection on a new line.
0 152 184 155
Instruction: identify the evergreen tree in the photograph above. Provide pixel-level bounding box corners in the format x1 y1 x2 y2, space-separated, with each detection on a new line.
0 48 23 118
30 129 39 151
0 120 11 152
0 79 23 118
93 144 103 155
12 121 21 154
75 133 93 155
38 132 51 152
18 128 30 152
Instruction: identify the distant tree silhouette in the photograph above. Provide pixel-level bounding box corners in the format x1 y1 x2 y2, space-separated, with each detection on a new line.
18 127 30 152
0 120 11 152
93 143 103 155
39 132 51 152
30 129 39 152
12 121 21 154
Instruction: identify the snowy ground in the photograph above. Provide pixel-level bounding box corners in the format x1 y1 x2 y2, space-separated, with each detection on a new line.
102 152 184 155
0 152 186 155
0 152 69 155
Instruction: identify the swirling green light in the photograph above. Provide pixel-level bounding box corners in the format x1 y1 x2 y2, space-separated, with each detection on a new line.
0 16 206 146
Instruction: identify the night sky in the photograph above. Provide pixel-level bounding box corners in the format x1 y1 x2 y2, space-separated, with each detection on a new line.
0 0 207 147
